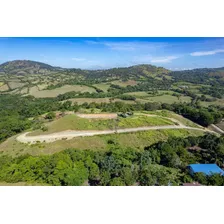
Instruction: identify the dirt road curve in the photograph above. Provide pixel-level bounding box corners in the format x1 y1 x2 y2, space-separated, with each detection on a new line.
16 125 214 144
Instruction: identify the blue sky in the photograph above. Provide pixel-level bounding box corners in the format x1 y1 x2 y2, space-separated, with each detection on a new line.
0 37 224 70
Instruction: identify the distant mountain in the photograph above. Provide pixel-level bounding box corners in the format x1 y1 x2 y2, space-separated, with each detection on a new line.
0 60 170 81
0 60 59 75
1 60 223 83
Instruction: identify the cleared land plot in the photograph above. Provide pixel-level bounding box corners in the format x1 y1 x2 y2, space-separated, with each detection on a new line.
0 129 204 157
215 121 224 131
141 110 201 128
125 91 150 97
111 80 139 87
20 87 29 94
93 83 111 92
29 85 96 98
0 84 9 92
28 114 175 136
144 94 191 104
200 99 224 107
8 81 26 89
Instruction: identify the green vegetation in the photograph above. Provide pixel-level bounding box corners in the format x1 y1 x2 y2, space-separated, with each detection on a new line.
1 60 224 186
29 113 175 136
0 133 223 186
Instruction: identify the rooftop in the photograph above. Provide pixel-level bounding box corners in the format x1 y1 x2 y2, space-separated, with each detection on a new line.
188 164 224 176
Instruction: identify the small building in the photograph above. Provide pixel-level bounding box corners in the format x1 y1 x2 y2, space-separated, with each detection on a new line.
188 164 224 176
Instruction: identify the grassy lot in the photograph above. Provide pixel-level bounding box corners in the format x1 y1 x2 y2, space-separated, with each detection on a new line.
29 85 96 98
125 91 150 97
0 84 9 92
28 113 175 136
200 99 224 107
93 83 111 92
142 110 201 128
135 94 191 104
0 129 204 157
0 82 4 87
8 81 26 89
111 80 139 87
20 87 29 94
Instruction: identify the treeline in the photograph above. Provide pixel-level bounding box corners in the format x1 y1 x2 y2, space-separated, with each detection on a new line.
0 134 223 186
200 86 224 99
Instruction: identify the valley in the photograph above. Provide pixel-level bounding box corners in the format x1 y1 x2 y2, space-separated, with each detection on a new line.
0 60 224 186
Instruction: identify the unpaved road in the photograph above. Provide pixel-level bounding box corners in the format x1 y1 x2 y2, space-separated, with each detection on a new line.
16 113 215 144
17 125 213 144
210 124 224 134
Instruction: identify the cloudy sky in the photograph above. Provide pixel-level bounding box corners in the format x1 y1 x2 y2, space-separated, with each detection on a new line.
0 37 224 70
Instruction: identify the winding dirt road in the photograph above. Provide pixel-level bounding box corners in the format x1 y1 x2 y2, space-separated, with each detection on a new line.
16 124 212 144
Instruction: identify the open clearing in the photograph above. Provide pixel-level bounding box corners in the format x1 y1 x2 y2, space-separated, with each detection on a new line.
0 129 204 157
28 113 175 136
28 85 96 98
18 112 212 144
0 84 9 92
111 80 139 87
8 81 26 89
18 125 210 144
93 83 111 92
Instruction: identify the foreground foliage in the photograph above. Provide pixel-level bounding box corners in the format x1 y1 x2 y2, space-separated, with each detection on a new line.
0 134 223 186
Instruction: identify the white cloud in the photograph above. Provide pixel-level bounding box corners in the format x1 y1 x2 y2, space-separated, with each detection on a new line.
86 40 167 51
133 55 179 64
72 57 86 62
150 56 179 63
190 49 224 56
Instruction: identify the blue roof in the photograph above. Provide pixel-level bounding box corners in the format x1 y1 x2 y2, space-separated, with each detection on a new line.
189 164 224 176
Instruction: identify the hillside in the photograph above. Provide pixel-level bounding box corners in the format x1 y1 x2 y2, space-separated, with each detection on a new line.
0 60 224 108
0 60 58 75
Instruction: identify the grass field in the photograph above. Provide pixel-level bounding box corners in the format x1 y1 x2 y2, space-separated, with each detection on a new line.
29 85 96 98
145 94 192 104
0 129 204 157
141 110 201 128
0 82 4 87
93 83 111 92
8 81 26 89
111 80 139 87
0 84 9 92
20 87 29 94
28 113 175 136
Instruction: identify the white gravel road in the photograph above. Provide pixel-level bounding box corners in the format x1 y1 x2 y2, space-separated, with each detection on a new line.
16 125 212 144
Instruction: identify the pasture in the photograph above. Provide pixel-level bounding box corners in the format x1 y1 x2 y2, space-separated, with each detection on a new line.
29 85 96 98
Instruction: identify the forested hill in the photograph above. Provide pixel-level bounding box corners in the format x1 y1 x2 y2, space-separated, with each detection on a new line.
0 60 60 75
0 60 170 80
0 60 224 84
169 67 224 84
